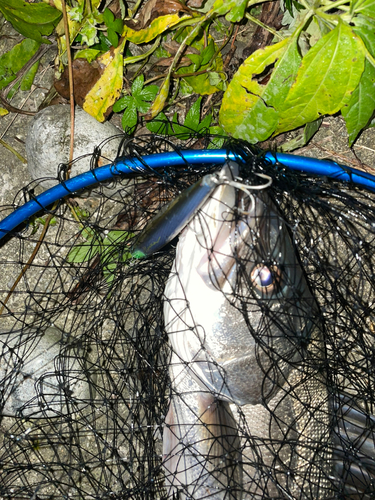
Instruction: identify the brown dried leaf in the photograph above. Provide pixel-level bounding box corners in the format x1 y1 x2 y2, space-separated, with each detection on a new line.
187 0 205 7
163 40 199 56
124 0 191 31
153 56 192 68
54 58 101 108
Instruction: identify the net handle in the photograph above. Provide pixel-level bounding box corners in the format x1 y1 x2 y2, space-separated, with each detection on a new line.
1 149 374 240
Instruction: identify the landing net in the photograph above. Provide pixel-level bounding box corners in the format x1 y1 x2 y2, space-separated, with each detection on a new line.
0 135 374 499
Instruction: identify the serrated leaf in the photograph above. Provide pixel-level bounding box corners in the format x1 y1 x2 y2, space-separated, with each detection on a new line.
210 0 250 22
276 23 365 135
178 39 224 95
122 13 192 44
342 59 375 145
219 37 300 143
0 38 40 90
122 101 138 130
0 0 61 43
113 95 133 112
83 41 125 122
134 96 151 114
132 75 144 97
139 85 159 101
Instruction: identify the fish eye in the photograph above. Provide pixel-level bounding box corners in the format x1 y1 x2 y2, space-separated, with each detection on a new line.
251 264 282 294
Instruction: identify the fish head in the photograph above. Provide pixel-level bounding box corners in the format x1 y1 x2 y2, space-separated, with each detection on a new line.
164 161 320 406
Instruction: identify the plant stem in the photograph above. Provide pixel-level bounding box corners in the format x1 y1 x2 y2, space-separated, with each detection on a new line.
245 12 284 40
365 48 375 70
0 139 27 163
319 0 350 11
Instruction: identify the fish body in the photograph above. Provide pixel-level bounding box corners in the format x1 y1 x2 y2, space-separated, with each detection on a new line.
163 162 331 498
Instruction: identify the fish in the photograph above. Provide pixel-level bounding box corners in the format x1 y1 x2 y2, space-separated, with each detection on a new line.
135 161 375 498
162 161 333 499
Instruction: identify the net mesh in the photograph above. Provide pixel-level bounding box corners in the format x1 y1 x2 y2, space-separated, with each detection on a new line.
0 135 374 499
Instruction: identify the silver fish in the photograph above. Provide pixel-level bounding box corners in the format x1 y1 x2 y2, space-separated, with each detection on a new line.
162 161 332 499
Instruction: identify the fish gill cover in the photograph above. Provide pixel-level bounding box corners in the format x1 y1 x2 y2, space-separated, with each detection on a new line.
0 134 374 499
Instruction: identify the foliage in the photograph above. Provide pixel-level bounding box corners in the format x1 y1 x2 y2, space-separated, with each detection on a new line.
113 75 159 131
66 227 133 287
2 0 375 147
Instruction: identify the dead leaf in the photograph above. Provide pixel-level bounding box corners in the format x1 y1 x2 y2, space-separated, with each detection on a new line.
82 41 125 122
54 58 101 108
163 40 199 56
124 0 191 31
187 0 205 7
150 56 192 71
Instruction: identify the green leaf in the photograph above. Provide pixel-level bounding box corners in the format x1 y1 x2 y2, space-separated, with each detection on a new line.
208 125 227 148
139 85 159 101
131 75 144 97
0 38 41 90
276 22 365 135
103 7 115 26
342 59 375 145
210 0 250 22
122 11 192 44
122 100 138 130
353 22 375 56
74 48 102 63
279 118 322 151
20 60 39 91
147 74 171 118
0 0 61 43
69 5 84 23
187 53 203 71
83 41 126 122
80 20 99 46
107 28 119 48
201 40 215 66
113 95 133 112
199 113 212 130
184 97 203 131
112 18 124 34
146 112 172 133
134 95 151 114
219 37 300 143
354 0 375 19
66 243 99 263
104 230 133 245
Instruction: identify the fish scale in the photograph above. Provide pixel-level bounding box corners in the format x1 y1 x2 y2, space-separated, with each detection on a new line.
163 161 333 498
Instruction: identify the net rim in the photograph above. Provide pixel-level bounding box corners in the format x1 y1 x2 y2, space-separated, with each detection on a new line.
0 148 374 241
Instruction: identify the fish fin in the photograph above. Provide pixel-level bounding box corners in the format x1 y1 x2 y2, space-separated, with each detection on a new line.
163 391 242 499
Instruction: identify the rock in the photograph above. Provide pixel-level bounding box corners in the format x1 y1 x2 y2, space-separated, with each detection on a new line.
0 326 96 418
26 105 123 192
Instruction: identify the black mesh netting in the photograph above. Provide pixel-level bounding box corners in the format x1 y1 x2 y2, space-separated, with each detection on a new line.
0 135 374 499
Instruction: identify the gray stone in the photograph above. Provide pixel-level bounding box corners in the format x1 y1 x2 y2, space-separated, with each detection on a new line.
26 105 123 192
0 326 96 418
